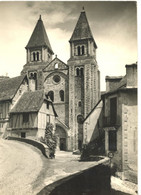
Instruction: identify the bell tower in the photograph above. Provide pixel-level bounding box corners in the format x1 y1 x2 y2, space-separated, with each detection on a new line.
21 15 54 91
68 8 100 151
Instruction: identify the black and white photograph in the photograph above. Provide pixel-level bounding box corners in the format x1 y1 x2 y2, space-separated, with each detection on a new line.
0 1 138 194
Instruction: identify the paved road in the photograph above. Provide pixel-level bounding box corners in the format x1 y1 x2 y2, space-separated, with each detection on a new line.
0 139 137 195
0 139 43 195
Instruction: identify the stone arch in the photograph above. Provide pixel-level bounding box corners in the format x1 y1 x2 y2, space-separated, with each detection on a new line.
55 124 68 151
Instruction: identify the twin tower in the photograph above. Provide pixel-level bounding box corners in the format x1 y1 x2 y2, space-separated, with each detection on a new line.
21 9 100 151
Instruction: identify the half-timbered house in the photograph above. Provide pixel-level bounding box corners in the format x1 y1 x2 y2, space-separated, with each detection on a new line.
8 90 57 139
0 75 28 137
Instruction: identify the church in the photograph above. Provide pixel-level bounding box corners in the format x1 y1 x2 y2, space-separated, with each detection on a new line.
20 8 100 151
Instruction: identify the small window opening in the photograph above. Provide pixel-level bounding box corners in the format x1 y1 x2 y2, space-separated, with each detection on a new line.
82 46 85 55
78 46 81 56
48 91 54 102
21 132 26 138
37 52 39 61
108 131 117 151
76 68 79 76
33 52 36 61
23 113 29 123
60 90 64 102
78 101 81 107
55 63 58 69
80 68 83 76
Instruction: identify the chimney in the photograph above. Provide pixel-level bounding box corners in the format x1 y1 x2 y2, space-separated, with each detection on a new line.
125 63 137 88
105 76 123 92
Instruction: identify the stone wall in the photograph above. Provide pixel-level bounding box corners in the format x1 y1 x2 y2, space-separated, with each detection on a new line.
37 164 111 195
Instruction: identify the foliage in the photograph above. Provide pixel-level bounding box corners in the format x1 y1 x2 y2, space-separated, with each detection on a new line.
81 133 105 161
44 123 57 158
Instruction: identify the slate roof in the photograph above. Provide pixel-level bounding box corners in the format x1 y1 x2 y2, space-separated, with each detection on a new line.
70 10 97 48
10 90 45 113
0 75 26 101
10 90 58 116
26 16 53 54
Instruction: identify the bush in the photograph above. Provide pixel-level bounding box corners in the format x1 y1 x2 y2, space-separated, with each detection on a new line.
44 123 57 158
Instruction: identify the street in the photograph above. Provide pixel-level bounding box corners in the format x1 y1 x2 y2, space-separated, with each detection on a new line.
0 139 138 195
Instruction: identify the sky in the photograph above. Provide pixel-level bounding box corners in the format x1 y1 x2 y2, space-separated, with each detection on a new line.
0 1 138 91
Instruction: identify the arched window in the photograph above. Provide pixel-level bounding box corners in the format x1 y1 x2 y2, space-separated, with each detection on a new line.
76 68 79 76
55 63 58 69
33 52 36 61
34 73 37 79
37 52 39 61
80 68 83 76
77 46 81 56
82 46 85 55
60 90 64 102
48 91 54 102
78 101 81 107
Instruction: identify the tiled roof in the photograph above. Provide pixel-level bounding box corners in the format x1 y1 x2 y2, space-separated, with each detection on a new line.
70 10 97 48
10 90 45 113
0 75 26 101
26 16 53 54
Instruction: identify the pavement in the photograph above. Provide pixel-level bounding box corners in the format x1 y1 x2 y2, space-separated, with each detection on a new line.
0 139 138 195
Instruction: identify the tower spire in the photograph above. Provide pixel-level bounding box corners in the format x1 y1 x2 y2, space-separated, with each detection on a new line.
39 15 41 20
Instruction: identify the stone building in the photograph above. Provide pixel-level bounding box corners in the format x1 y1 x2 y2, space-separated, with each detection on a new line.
20 9 100 151
101 63 137 182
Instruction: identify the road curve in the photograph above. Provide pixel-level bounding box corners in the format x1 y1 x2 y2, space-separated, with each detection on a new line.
0 139 43 195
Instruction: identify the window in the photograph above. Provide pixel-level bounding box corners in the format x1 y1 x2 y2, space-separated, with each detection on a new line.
23 113 29 123
78 101 81 107
48 91 54 102
37 52 39 61
80 68 83 76
33 52 36 61
76 68 79 76
77 46 81 56
110 97 117 125
82 45 85 55
32 51 40 61
55 63 58 69
108 131 117 151
21 132 26 138
60 90 64 102
53 75 61 83
76 67 84 77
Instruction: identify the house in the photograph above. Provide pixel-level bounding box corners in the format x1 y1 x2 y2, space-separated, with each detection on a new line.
8 90 57 139
0 75 28 137
101 63 137 182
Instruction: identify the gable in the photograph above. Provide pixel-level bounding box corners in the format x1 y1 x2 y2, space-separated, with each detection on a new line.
43 57 68 72
0 75 27 101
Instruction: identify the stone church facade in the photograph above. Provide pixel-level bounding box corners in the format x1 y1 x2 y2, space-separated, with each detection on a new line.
21 10 100 151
